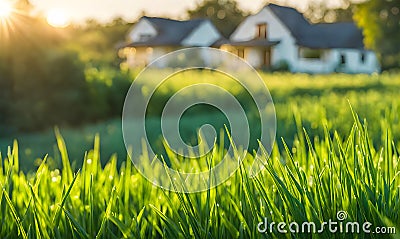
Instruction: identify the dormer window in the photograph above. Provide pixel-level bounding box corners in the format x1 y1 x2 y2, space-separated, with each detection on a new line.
139 34 153 42
256 23 267 39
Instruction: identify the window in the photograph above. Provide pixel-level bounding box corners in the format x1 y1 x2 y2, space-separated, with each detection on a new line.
340 54 346 65
299 48 323 59
237 48 245 58
360 53 366 64
256 23 267 39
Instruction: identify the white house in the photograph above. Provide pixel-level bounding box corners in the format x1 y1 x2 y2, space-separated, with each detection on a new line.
224 4 380 74
120 16 223 68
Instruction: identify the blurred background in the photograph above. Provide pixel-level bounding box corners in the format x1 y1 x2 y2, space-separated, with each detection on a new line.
0 0 399 171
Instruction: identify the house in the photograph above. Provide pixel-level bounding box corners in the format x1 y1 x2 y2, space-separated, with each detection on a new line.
121 16 223 68
121 4 380 74
223 4 380 74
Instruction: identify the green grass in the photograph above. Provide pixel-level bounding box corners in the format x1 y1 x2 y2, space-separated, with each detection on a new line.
1 72 400 238
2 72 400 171
0 108 399 238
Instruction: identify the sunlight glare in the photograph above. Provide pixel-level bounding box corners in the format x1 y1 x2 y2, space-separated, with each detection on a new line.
47 9 70 28
0 0 12 18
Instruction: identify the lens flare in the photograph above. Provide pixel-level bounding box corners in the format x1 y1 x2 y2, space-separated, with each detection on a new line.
0 0 12 18
47 9 69 28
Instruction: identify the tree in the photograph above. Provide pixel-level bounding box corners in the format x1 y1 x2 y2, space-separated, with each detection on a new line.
187 0 248 38
66 18 132 68
354 0 400 69
304 1 355 23
0 0 92 132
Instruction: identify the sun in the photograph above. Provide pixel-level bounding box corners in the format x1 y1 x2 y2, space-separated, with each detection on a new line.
0 0 12 18
46 9 70 28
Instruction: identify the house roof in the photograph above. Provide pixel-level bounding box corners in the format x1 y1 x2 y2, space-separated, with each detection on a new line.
267 4 365 49
210 37 230 47
268 4 311 41
127 17 207 47
301 23 364 49
227 39 280 47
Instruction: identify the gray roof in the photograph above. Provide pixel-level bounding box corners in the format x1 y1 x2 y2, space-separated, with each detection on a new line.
127 17 207 47
228 39 280 47
268 4 311 41
301 23 364 49
267 4 365 49
210 37 230 47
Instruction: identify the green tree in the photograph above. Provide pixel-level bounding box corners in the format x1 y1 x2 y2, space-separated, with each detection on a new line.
187 0 248 38
0 0 92 132
304 1 355 23
354 0 400 69
66 18 132 68
0 54 12 132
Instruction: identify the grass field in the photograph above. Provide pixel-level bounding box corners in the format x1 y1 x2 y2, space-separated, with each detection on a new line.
0 72 399 238
2 72 400 171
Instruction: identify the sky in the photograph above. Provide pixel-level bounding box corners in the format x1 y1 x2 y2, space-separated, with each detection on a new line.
29 0 346 23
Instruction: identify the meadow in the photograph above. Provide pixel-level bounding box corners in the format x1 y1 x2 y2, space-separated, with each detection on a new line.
2 72 399 171
0 72 399 238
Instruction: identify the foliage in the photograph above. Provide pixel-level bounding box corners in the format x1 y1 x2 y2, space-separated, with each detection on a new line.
270 60 290 72
187 0 248 38
304 0 355 23
84 67 133 119
0 2 134 133
0 2 90 132
354 0 400 69
66 18 133 68
10 48 90 130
